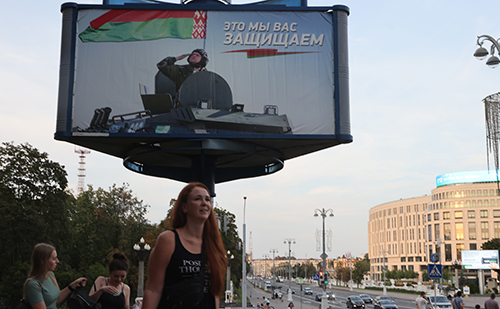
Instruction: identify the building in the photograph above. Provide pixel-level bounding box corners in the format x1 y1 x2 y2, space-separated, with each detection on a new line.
368 170 500 281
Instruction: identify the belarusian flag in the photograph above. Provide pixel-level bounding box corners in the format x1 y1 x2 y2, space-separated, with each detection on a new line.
79 9 207 42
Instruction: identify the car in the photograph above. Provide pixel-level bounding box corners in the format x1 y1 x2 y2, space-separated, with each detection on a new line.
374 300 398 309
326 291 336 300
360 294 373 304
265 281 272 288
304 287 313 295
426 296 452 309
347 296 366 309
315 294 323 301
374 296 394 307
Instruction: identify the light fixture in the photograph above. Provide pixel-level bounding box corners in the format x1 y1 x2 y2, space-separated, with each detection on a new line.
486 56 500 68
474 46 489 60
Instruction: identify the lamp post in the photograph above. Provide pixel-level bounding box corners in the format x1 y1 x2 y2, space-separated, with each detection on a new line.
262 254 270 286
226 250 234 301
381 248 387 295
314 208 334 309
284 238 295 302
452 259 462 290
242 196 247 309
346 252 353 291
474 35 500 68
133 237 151 297
270 249 278 286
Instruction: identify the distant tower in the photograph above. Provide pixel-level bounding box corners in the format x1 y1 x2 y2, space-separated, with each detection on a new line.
74 147 90 195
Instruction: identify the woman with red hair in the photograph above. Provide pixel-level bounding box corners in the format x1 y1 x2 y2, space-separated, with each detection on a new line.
143 182 226 309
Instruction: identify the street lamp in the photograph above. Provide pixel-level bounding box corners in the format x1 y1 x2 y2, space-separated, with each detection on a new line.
242 196 247 309
345 252 353 291
284 238 295 302
452 259 462 290
270 249 278 287
381 248 387 296
262 254 270 285
226 250 235 302
474 35 500 68
133 237 151 297
314 207 334 309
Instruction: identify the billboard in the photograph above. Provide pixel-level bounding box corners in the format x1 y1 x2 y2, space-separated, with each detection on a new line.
55 2 351 183
461 250 499 270
436 170 500 187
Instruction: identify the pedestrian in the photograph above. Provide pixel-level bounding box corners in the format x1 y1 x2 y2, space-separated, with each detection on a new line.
90 252 131 309
415 291 430 309
477 305 482 309
288 302 295 308
23 243 87 309
142 182 227 309
453 291 464 309
485 293 499 309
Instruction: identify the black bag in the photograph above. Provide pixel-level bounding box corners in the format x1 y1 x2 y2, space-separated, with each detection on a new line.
67 274 102 309
18 298 33 309
158 248 207 309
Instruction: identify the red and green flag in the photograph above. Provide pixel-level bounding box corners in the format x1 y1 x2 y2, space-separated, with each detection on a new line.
79 9 207 43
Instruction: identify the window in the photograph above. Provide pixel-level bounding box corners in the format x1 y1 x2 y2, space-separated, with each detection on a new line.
469 222 476 240
401 257 406 262
416 256 422 262
402 230 404 240
468 210 475 218
400 206 403 214
443 212 450 220
393 230 397 241
495 222 500 238
434 213 439 220
388 209 391 215
444 223 451 240
428 225 432 241
482 222 489 239
387 218 390 228
472 190 476 197
481 210 488 218
445 244 452 262
428 214 432 222
478 190 482 197
394 207 397 214
456 222 464 240
455 211 463 219
470 243 477 250
484 190 489 196
457 243 465 260
408 257 414 262
435 224 440 239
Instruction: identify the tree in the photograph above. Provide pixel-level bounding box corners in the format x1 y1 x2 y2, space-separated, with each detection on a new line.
482 238 500 251
352 255 370 285
0 142 72 306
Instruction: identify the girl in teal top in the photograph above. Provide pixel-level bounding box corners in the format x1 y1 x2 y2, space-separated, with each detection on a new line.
24 243 87 309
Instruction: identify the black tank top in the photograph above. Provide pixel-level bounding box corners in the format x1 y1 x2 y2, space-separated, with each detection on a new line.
97 279 125 309
159 230 215 309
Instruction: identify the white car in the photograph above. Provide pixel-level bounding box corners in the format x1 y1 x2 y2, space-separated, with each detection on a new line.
426 296 452 309
305 287 313 295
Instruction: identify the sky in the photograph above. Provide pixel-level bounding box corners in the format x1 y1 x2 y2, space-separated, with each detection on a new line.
2 0 500 262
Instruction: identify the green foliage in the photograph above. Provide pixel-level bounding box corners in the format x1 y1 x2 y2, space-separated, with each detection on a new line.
385 269 418 279
352 257 370 284
482 238 500 251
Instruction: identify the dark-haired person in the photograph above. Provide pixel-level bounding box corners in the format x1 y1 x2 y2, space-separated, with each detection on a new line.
157 49 209 105
142 182 226 309
24 243 87 309
90 252 131 309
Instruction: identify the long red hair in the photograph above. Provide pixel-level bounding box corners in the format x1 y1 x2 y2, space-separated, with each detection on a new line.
170 182 227 297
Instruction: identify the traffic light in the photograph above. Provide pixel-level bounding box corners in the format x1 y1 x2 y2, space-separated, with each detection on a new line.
323 273 328 285
319 271 324 285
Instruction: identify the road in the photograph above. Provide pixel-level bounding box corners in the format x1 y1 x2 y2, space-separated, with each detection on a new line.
234 279 419 309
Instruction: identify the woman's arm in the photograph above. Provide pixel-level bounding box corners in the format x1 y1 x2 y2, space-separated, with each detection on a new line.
215 296 219 309
142 231 175 309
57 277 87 305
89 276 107 302
123 284 131 309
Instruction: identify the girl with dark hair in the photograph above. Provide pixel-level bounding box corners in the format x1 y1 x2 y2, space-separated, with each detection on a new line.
142 182 227 309
90 252 131 309
24 243 87 309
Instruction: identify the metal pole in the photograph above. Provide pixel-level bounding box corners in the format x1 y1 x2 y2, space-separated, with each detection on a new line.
382 249 387 295
314 208 333 309
284 238 295 302
242 197 247 309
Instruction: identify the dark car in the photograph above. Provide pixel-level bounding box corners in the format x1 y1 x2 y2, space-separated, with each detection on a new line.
374 300 398 309
315 294 323 301
347 296 366 309
374 296 394 307
360 294 373 304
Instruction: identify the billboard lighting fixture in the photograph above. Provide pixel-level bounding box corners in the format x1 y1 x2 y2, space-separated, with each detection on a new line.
264 105 278 115
231 104 244 112
197 99 212 109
